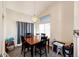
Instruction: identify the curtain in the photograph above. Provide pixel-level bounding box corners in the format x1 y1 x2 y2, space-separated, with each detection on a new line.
17 21 34 44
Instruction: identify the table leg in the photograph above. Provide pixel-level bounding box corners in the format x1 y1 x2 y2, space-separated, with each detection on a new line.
48 40 49 53
31 46 33 57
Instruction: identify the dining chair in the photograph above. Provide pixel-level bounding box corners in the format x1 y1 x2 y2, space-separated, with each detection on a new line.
21 36 30 57
63 43 73 57
35 40 47 57
41 36 47 41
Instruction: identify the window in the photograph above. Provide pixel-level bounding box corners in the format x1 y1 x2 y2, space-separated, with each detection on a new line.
39 24 45 33
39 23 50 38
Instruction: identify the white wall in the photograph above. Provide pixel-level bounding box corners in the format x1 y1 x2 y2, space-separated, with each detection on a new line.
0 2 3 55
4 8 33 45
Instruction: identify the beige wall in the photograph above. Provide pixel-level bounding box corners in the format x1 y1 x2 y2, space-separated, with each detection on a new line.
39 2 74 44
74 1 79 57
61 2 74 44
4 8 33 45
0 2 3 55
74 2 79 30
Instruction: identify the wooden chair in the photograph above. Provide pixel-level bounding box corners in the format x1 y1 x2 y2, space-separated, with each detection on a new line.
35 40 47 57
21 36 30 57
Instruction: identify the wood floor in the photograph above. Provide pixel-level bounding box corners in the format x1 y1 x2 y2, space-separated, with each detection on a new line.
7 46 63 57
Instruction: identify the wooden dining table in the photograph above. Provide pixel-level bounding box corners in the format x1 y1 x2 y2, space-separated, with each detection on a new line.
24 37 49 57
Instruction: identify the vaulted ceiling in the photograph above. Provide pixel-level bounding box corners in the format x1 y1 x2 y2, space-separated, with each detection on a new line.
4 1 54 16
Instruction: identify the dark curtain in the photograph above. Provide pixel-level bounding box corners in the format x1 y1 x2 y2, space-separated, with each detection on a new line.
17 21 34 44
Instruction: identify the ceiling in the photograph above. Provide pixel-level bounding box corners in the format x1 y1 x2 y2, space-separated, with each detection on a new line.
4 1 54 16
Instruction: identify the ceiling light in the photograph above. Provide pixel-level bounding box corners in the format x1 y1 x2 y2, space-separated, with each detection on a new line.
32 16 39 22
32 1 39 23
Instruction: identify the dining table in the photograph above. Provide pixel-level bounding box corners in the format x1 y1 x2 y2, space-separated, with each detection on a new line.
24 37 49 57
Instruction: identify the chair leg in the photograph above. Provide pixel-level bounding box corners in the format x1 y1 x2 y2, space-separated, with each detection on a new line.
24 47 26 57
24 52 25 57
45 48 47 57
27 47 30 51
21 46 23 54
35 47 36 56
40 49 41 57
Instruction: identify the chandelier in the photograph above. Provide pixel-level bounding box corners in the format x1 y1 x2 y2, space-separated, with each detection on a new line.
32 2 39 22
32 15 39 22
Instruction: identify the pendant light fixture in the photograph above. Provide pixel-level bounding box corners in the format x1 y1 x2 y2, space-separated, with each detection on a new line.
32 1 39 22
